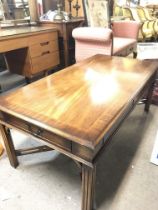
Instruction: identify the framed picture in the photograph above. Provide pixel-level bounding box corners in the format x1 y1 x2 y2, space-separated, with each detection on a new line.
82 0 110 27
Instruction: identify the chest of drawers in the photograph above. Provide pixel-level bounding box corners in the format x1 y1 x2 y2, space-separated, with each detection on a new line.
0 27 59 80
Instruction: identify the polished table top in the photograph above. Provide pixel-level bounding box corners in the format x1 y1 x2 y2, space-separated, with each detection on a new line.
0 55 157 149
0 26 57 40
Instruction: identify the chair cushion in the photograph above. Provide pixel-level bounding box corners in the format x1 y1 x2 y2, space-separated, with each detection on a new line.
72 27 112 42
113 37 136 55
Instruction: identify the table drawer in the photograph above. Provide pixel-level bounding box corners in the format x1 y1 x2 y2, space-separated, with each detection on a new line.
0 111 71 152
29 40 58 58
0 37 28 52
28 31 58 45
31 51 59 74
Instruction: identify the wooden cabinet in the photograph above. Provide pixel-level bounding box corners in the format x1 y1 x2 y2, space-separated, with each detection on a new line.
40 18 85 67
28 31 59 75
0 27 60 80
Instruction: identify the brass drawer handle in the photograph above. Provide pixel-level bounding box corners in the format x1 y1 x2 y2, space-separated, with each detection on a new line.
28 125 43 137
40 41 49 46
41 51 50 56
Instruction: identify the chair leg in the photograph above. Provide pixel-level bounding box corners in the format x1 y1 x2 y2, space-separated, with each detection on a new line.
133 51 137 58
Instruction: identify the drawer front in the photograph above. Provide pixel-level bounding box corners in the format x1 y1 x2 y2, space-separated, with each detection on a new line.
31 51 59 74
28 31 58 45
0 37 28 52
29 40 58 58
0 111 71 152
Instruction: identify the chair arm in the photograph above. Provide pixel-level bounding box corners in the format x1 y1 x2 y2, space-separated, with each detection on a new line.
112 20 141 39
72 27 113 42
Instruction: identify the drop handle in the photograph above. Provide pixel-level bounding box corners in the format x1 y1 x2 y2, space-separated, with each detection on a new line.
40 41 49 46
41 51 50 56
28 125 43 137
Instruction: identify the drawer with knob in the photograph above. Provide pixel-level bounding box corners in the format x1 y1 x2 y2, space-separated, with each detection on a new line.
29 40 59 58
31 51 59 74
0 111 71 152
28 31 58 45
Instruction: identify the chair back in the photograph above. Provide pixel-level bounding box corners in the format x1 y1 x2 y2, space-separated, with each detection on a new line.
136 6 147 21
113 5 123 16
128 7 141 22
143 8 156 20
82 0 111 28
122 7 133 20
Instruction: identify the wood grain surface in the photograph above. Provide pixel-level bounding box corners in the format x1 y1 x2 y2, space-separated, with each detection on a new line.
0 27 59 78
0 26 57 41
0 143 3 156
0 55 157 149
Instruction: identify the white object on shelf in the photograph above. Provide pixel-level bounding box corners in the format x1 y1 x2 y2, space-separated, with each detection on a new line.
137 43 158 60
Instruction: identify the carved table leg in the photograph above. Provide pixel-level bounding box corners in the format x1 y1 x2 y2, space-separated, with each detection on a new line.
144 78 155 112
81 164 96 210
0 143 3 156
0 125 18 168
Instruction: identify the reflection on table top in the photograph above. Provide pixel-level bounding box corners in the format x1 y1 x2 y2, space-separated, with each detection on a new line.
0 55 157 148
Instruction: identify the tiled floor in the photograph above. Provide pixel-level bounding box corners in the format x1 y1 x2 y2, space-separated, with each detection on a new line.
0 104 158 210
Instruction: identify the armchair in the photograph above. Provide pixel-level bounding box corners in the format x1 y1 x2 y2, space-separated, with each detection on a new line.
136 6 158 40
72 27 113 62
122 6 154 41
72 0 140 62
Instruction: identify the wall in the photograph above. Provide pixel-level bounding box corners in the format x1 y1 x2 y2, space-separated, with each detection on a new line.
37 0 84 18
64 0 84 17
42 0 59 12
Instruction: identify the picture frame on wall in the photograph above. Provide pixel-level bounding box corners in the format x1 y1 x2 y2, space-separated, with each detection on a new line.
82 0 110 27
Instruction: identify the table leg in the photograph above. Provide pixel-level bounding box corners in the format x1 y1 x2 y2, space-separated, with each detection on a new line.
144 78 155 112
63 24 69 67
0 130 4 156
0 143 3 156
0 125 18 168
81 164 96 210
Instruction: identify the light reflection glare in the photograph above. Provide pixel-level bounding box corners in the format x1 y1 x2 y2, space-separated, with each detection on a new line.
85 68 118 104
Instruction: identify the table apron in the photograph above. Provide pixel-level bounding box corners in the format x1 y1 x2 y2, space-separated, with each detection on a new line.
0 117 94 168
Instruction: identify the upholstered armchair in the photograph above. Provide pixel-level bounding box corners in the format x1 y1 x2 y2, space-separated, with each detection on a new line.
137 6 158 40
73 21 140 62
112 20 140 55
72 0 140 62
122 6 154 41
72 27 113 62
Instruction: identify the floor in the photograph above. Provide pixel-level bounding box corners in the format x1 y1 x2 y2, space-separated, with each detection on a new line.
0 104 158 210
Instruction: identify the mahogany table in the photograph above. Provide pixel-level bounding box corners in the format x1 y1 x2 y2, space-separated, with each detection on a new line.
0 55 157 210
0 143 3 156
